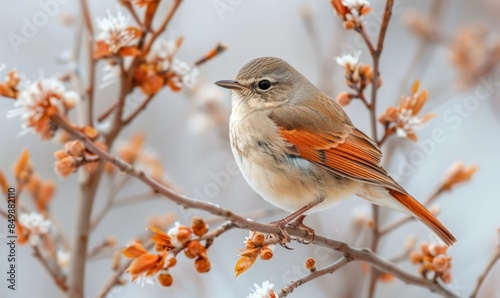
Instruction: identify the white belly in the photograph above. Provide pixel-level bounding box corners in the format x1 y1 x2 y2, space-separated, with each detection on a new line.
231 145 359 214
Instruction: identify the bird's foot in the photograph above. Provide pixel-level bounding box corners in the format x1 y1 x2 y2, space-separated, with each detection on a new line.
270 219 294 250
291 215 315 244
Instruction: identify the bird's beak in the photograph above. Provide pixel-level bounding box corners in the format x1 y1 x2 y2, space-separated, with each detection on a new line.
214 80 243 90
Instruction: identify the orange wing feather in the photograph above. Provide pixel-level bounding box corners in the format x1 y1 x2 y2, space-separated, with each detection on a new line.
274 113 456 246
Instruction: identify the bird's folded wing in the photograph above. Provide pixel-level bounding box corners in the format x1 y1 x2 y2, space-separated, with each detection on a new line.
269 103 406 194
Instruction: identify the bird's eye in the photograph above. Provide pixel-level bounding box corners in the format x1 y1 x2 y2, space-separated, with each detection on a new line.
258 80 271 90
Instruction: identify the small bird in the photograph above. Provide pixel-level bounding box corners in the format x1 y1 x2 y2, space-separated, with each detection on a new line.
215 57 456 246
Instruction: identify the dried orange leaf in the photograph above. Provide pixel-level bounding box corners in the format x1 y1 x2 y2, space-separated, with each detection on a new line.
128 253 160 275
234 254 258 277
14 149 30 180
0 170 8 193
122 241 148 258
411 80 420 95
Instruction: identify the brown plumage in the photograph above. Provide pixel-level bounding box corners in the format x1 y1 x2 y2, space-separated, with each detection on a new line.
216 57 456 246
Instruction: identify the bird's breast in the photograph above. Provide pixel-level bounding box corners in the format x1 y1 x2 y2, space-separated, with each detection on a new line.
229 112 359 213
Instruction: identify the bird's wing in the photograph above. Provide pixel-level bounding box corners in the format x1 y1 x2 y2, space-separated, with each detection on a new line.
270 94 456 246
269 95 406 194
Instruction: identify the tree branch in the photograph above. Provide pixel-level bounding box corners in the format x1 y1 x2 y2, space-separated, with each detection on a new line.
143 0 183 55
79 0 95 127
122 94 155 125
96 221 235 298
33 246 68 292
52 114 458 298
470 246 500 298
279 257 351 297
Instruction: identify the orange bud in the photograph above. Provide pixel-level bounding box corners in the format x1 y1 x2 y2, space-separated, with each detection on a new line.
432 254 450 272
55 157 76 177
191 216 208 237
260 247 273 261
420 242 430 256
175 225 192 244
251 232 265 245
440 269 452 284
336 92 352 107
166 256 177 268
409 251 422 264
158 273 173 287
361 65 373 82
305 258 316 271
186 240 206 258
82 126 99 140
195 257 211 273
54 150 69 160
65 140 86 157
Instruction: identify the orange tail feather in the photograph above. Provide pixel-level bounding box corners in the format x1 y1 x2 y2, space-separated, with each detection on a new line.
388 189 456 247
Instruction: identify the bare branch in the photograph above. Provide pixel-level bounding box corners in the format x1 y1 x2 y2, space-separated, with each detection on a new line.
52 114 458 298
96 221 235 298
33 246 68 292
279 257 351 297
470 246 500 298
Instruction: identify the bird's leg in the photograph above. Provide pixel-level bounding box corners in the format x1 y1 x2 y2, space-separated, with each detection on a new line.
270 197 324 248
291 215 315 244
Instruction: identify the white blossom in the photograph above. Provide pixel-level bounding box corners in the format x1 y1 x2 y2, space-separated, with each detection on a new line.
171 59 199 88
133 274 155 287
342 0 370 10
336 51 361 68
395 108 425 138
97 10 135 53
19 212 51 246
147 38 181 71
8 78 78 135
247 281 276 298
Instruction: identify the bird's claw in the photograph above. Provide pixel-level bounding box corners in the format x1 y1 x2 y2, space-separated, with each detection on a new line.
270 219 294 250
291 215 315 244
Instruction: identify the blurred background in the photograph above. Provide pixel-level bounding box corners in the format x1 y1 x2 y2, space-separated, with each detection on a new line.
0 0 499 297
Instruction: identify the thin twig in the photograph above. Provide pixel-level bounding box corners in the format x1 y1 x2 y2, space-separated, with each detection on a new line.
123 1 143 28
66 165 104 298
397 0 445 101
79 0 95 127
143 0 183 55
96 222 235 297
359 1 395 296
97 101 119 123
279 257 351 297
48 213 70 251
470 246 500 298
52 114 458 298
90 176 130 231
111 192 158 208
122 94 155 125
33 246 68 292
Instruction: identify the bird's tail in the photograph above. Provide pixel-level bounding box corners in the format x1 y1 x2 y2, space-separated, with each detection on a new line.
388 189 456 247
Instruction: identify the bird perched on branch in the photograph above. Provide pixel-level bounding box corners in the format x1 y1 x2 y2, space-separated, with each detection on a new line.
215 57 456 247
